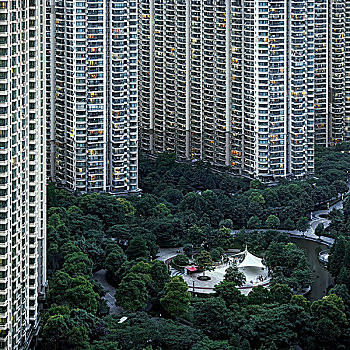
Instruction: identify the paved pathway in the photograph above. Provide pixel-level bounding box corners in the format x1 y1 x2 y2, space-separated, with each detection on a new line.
93 269 123 315
156 247 183 264
230 190 350 247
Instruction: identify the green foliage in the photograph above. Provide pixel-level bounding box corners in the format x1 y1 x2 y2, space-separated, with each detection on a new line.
296 216 310 233
62 251 93 277
210 248 224 262
247 215 262 229
104 246 127 285
65 276 100 314
270 284 292 304
214 281 246 308
126 235 150 261
247 286 272 305
224 266 246 287
48 272 100 314
193 297 234 339
311 294 349 348
315 223 325 237
283 217 295 230
265 215 280 229
195 250 214 271
92 341 120 350
172 254 189 267
115 273 148 311
44 147 350 349
266 242 312 290
42 315 70 350
234 229 290 256
160 276 191 317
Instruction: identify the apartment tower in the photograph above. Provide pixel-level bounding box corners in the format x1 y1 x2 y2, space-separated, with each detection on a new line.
47 0 139 193
0 0 47 348
139 0 328 180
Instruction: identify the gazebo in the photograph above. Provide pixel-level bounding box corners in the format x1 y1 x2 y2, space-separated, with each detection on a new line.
236 247 266 269
232 247 268 285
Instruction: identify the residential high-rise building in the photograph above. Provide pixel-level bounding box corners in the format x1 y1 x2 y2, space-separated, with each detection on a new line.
314 0 329 146
0 0 47 348
47 0 139 194
139 0 325 180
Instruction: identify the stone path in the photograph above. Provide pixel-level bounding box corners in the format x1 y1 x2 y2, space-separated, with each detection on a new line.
93 269 123 315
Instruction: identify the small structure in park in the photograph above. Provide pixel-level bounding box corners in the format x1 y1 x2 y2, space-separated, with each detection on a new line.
177 247 270 295
232 247 268 285
185 266 198 274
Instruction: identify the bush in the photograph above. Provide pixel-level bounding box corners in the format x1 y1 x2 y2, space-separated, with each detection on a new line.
171 254 189 269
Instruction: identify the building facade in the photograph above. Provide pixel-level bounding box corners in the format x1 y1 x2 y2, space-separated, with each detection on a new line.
0 0 47 348
47 0 139 193
139 0 329 180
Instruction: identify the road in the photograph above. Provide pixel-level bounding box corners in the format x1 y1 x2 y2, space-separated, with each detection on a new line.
93 269 123 315
231 193 349 247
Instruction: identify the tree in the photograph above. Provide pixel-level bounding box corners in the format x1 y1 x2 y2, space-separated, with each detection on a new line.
42 315 70 350
67 326 91 350
78 193 126 228
117 198 136 217
210 248 223 262
247 285 272 305
48 271 72 305
152 217 184 247
149 260 170 294
315 223 325 237
265 215 280 229
311 294 349 348
92 341 120 350
155 203 171 217
270 284 292 304
296 216 310 234
240 304 311 349
183 243 194 258
126 236 150 261
64 276 100 315
334 179 348 194
104 246 127 285
290 295 310 311
160 276 191 317
250 179 264 189
249 191 265 205
224 266 246 287
172 254 189 267
214 281 246 308
115 273 148 311
247 215 262 229
193 297 233 339
329 236 347 277
195 250 214 276
62 252 93 278
219 219 233 229
266 242 312 290
185 225 205 247
283 218 295 230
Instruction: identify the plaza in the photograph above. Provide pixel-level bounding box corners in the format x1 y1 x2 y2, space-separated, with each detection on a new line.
171 248 270 296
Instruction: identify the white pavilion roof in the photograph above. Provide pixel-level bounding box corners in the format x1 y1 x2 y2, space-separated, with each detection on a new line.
237 248 265 269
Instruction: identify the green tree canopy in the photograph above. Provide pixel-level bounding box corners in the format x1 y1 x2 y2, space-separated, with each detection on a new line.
265 215 280 229
115 273 148 311
126 236 150 261
160 276 191 317
224 265 246 287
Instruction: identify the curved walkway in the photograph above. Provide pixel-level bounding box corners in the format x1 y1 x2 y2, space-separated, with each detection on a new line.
231 194 349 247
93 269 123 315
